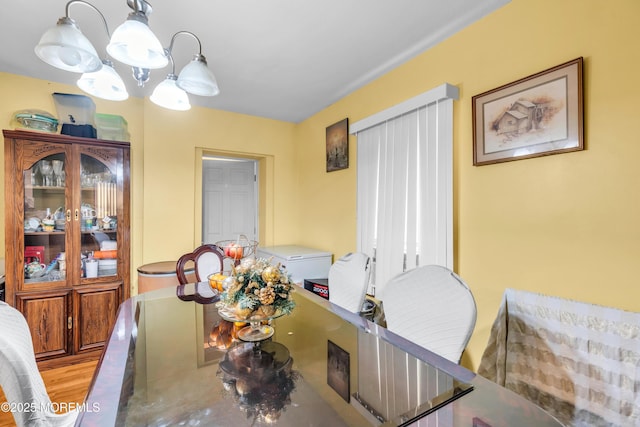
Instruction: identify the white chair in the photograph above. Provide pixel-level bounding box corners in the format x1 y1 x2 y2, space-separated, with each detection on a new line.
328 252 371 313
382 265 477 363
0 301 78 427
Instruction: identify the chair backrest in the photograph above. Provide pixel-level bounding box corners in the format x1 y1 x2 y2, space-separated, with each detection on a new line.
176 244 225 285
328 252 371 313
382 265 477 363
0 302 78 426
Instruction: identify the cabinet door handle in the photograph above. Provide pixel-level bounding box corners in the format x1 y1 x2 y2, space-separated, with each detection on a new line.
66 209 72 222
68 316 72 330
74 209 79 221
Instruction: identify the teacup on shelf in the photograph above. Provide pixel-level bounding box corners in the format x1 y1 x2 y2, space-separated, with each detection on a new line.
42 219 55 232
25 261 46 278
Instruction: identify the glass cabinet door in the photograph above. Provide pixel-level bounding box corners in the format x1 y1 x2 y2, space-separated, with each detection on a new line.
80 153 118 279
23 154 68 284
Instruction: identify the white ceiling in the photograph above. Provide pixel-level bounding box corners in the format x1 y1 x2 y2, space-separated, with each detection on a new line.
0 0 509 123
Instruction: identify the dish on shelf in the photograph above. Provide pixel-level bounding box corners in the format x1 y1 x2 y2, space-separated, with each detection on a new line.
42 219 55 232
98 259 117 267
100 241 118 251
24 217 40 231
98 259 117 275
12 109 59 133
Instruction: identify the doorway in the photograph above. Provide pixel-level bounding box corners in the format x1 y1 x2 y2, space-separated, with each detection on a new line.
201 156 258 257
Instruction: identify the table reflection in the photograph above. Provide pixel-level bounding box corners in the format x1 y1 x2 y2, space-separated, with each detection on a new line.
218 340 300 424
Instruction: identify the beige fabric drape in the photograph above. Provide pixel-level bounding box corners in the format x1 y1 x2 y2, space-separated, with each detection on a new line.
478 288 640 427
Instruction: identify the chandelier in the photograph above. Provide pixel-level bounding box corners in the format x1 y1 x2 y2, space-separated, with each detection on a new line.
34 0 220 111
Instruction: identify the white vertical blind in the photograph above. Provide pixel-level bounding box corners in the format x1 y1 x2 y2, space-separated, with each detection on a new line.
352 83 458 298
356 330 456 424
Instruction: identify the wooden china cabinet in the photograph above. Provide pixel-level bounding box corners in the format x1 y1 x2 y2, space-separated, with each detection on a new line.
3 129 130 368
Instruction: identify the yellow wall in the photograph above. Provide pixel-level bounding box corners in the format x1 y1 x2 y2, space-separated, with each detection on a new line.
2 0 639 372
0 73 145 291
139 100 298 266
0 74 297 296
295 0 640 369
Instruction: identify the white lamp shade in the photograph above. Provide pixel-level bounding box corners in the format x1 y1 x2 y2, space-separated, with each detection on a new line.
35 19 102 73
77 61 129 101
176 57 220 97
150 76 191 111
107 19 168 69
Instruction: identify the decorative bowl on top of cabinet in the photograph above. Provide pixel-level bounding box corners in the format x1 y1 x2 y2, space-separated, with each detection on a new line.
3 129 130 368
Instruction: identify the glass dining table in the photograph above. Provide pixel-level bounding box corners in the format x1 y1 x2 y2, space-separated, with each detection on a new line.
77 282 563 426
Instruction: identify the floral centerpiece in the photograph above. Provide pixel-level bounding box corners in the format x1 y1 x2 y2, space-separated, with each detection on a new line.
220 257 296 320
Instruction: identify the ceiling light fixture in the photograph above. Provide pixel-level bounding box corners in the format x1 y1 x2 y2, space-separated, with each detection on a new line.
35 0 219 110
77 59 129 101
150 53 191 111
106 0 167 70
170 31 220 97
34 2 102 73
149 31 219 110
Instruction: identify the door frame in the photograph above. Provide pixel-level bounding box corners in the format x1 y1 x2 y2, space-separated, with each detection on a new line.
194 148 274 249
201 155 258 246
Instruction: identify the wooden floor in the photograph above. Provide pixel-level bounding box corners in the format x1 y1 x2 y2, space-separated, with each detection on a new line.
0 360 97 427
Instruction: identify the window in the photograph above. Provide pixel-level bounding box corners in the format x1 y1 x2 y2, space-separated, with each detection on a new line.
351 83 458 298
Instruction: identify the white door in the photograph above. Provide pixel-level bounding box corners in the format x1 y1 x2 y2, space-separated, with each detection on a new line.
202 157 258 253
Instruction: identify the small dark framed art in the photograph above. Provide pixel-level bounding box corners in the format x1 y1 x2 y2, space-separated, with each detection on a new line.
326 118 349 172
327 340 350 402
472 57 584 166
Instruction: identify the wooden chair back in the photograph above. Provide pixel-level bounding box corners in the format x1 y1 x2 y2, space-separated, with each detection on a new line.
175 244 224 285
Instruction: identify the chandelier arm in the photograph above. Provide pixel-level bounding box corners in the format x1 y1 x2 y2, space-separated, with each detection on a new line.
166 31 203 57
65 0 111 39
164 49 176 75
128 0 152 15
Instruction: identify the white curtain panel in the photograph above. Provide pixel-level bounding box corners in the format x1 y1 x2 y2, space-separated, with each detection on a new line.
353 83 457 298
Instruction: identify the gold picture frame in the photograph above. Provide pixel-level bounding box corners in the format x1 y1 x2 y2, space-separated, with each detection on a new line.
472 57 584 166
